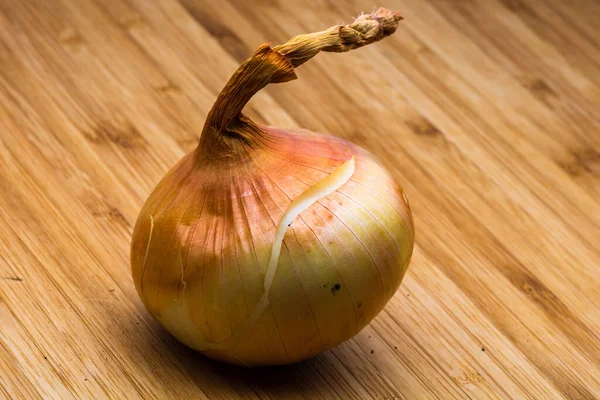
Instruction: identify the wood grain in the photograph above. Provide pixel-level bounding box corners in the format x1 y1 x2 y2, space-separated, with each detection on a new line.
1 0 599 398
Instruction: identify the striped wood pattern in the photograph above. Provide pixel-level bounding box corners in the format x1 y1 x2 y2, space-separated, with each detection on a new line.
0 0 599 398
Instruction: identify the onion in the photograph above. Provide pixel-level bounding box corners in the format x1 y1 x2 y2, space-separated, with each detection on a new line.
130 7 414 366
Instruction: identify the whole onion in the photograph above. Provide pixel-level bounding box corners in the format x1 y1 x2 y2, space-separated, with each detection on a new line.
130 8 414 366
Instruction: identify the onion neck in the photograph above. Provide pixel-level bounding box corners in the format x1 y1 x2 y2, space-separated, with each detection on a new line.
196 7 403 159
198 45 296 156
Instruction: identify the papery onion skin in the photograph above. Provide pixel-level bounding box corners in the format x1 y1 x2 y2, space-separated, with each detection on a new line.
130 8 413 366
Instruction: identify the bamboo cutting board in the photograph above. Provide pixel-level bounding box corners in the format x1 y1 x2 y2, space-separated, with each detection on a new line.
1 0 600 399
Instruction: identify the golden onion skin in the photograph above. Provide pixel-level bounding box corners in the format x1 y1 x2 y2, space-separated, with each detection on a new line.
130 8 413 366
131 127 413 366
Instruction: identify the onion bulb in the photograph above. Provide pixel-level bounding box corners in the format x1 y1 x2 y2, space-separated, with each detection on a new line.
130 8 414 366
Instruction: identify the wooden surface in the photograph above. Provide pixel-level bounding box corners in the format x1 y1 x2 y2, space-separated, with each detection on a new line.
1 0 599 398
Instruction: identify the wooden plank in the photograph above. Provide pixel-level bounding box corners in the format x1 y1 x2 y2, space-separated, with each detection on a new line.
0 0 599 398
